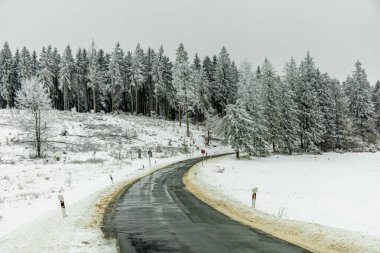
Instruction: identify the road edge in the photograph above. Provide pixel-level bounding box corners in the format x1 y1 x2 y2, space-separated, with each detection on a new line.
183 155 372 253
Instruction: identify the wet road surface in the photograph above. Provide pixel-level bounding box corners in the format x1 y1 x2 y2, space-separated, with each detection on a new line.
102 157 309 253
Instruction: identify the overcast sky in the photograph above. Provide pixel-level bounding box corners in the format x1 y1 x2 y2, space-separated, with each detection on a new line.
0 0 379 84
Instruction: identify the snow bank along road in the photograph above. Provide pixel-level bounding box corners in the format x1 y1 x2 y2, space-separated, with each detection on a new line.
102 156 309 253
185 154 380 253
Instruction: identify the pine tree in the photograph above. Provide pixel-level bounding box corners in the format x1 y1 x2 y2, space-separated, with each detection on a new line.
191 55 210 122
298 52 325 151
19 46 33 81
87 40 102 112
344 61 377 144
130 43 146 114
372 80 380 133
202 56 215 84
260 58 282 152
236 61 269 156
12 49 21 101
51 47 61 109
73 48 89 112
31 50 39 77
317 72 336 151
59 45 75 111
123 51 133 112
152 46 173 117
108 42 125 112
0 42 14 108
282 58 301 152
96 49 109 111
214 47 237 116
219 104 269 158
144 48 155 115
279 75 299 154
173 43 192 137
330 78 352 150
38 46 55 107
162 55 174 118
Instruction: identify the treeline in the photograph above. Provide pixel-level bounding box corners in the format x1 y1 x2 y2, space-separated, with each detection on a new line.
0 41 238 119
220 55 380 156
0 41 379 155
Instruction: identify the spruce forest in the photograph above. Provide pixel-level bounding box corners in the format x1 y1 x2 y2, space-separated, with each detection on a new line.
0 41 379 156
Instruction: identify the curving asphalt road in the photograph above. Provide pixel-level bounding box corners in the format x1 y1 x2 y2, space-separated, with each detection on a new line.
102 157 309 253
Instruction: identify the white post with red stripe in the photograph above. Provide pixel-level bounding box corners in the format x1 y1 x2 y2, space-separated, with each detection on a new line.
251 187 258 209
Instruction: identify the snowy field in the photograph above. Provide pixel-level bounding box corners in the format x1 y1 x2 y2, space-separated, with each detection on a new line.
0 109 224 252
197 153 380 238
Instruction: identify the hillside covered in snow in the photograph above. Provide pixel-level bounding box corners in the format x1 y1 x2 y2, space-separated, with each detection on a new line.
0 108 220 243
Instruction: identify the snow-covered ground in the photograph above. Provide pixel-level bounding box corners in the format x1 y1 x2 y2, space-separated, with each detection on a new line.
0 109 225 252
197 153 380 238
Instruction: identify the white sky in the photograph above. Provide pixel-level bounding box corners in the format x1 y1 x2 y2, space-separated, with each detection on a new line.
0 0 379 84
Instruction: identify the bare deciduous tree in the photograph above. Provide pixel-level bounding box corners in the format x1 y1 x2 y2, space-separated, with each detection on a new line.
15 77 51 158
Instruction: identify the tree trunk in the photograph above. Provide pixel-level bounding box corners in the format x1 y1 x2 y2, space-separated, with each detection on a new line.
135 87 138 114
35 110 41 158
77 93 80 113
92 87 96 112
179 109 182 127
206 129 211 146
184 81 190 137
236 150 240 159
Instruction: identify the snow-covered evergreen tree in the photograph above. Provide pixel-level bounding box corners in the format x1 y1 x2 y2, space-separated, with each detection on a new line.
130 43 146 114
31 50 39 77
214 47 237 116
202 55 216 87
329 78 352 150
122 51 133 112
219 104 269 158
372 80 380 133
73 48 89 112
282 58 301 153
12 49 21 101
344 61 377 144
173 43 192 137
191 55 210 122
19 46 33 81
152 46 173 117
59 45 75 111
279 76 299 154
144 48 155 115
51 47 61 109
87 40 102 112
96 49 110 111
317 72 336 150
298 52 325 151
107 42 125 112
38 46 55 103
0 42 14 108
260 58 283 152
236 61 269 156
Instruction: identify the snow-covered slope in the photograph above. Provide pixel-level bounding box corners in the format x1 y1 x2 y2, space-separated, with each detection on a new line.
196 153 380 238
0 108 225 252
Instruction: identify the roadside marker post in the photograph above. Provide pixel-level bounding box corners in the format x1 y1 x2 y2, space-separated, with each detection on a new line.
148 149 152 168
251 187 258 208
109 174 114 184
58 195 67 218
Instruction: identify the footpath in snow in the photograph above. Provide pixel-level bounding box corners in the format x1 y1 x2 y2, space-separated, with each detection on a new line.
190 153 380 252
